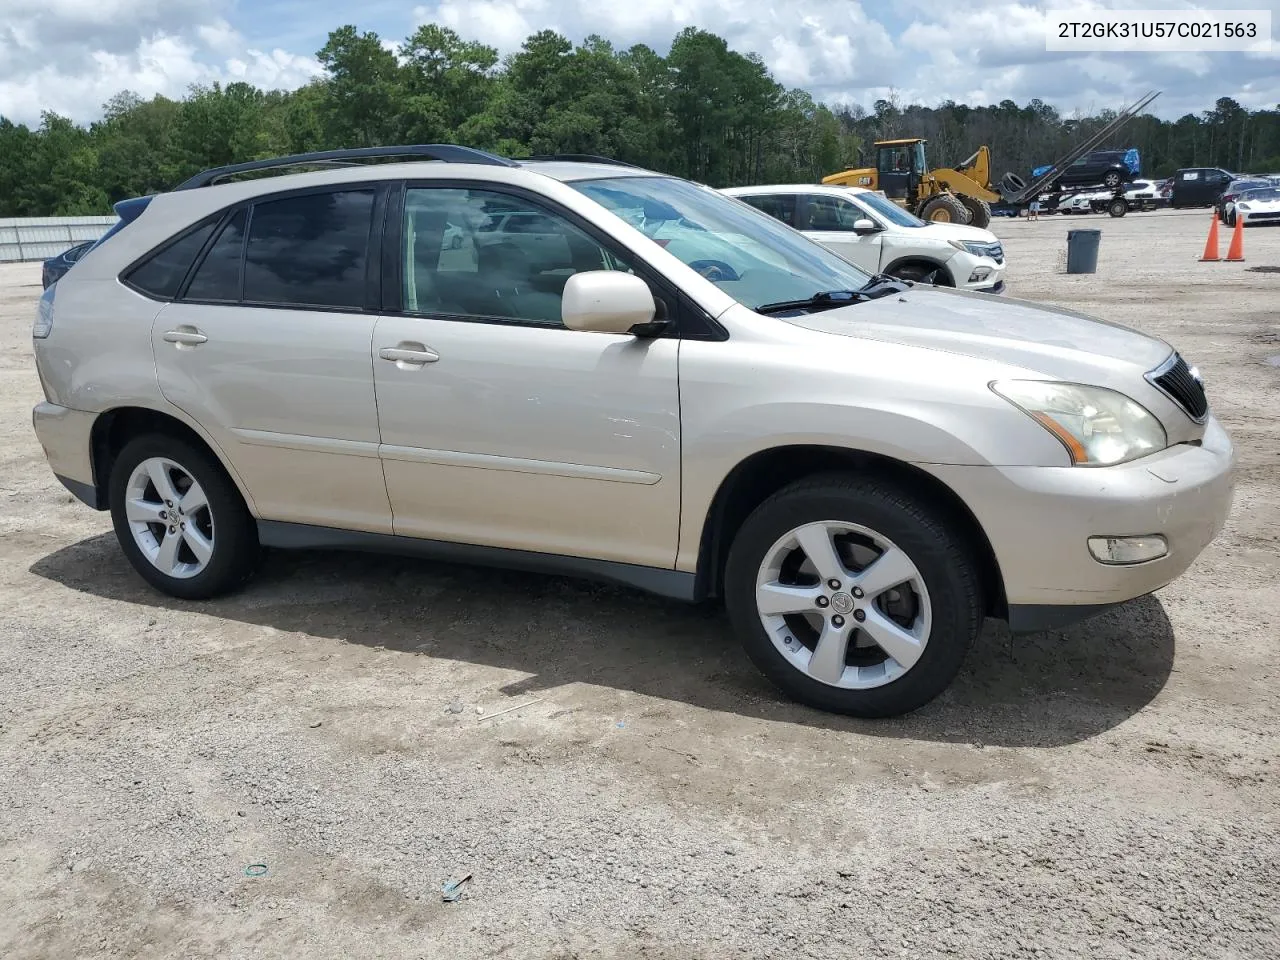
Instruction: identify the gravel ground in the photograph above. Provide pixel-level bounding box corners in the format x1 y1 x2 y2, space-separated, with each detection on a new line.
1 207 1277 960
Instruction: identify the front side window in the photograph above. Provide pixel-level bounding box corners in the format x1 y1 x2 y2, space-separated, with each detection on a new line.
572 175 872 310
849 191 926 228
802 195 864 231
243 189 375 310
402 187 634 327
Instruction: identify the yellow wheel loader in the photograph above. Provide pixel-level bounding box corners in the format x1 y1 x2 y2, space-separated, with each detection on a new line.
822 138 1021 229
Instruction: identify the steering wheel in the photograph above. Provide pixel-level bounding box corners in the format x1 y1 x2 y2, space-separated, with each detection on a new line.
688 259 740 282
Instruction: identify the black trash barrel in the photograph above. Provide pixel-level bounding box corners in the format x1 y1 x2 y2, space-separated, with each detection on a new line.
1066 228 1101 274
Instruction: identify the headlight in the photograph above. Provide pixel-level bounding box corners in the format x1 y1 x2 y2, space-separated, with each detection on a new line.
990 380 1167 466
948 240 990 256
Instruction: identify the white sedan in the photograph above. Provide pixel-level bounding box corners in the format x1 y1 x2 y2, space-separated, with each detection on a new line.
1227 185 1280 227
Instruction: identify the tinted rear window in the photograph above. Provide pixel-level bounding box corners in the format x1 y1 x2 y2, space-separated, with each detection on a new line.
243 190 375 310
185 209 247 302
125 221 217 299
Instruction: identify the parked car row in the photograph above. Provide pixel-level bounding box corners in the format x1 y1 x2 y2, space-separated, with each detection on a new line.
30 145 1234 718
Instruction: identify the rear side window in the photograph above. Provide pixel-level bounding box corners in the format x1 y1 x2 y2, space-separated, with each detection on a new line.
185 209 247 302
243 190 375 310
740 194 796 226
125 221 217 299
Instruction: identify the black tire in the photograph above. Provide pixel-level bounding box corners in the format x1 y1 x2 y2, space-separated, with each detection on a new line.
1002 172 1027 195
108 434 260 600
918 194 968 224
888 261 948 285
724 474 984 718
1103 170 1123 189
957 195 992 229
1108 198 1128 218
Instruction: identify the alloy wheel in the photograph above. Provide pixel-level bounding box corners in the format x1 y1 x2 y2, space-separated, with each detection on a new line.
754 520 932 689
124 457 216 579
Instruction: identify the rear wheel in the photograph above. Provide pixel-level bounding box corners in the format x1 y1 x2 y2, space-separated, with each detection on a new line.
918 194 968 224
957 195 992 229
1108 198 1128 218
724 475 983 717
108 435 260 600
1103 170 1123 189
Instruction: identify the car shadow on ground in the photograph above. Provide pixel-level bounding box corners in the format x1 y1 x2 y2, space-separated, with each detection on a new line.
31 535 1175 749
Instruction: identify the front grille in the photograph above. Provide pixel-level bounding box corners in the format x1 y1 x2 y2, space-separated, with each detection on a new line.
1148 353 1208 422
1249 211 1280 221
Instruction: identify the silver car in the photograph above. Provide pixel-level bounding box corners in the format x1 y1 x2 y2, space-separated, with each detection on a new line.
30 146 1236 717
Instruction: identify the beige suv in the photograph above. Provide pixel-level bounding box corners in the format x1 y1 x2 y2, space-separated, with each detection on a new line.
31 146 1236 718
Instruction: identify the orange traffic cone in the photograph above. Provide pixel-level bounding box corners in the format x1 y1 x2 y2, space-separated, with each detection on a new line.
1199 211 1221 261
1225 213 1245 261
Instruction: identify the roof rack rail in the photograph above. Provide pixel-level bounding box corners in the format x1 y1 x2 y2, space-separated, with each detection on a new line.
173 144 519 190
519 154 641 168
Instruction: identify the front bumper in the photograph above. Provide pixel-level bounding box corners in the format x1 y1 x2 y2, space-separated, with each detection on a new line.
947 253 1006 292
32 401 101 508
927 415 1236 629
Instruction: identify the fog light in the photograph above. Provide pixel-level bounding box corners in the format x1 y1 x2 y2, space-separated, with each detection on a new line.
1088 535 1168 565
969 267 992 282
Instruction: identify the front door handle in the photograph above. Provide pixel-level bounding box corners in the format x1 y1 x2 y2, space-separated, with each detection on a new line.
379 343 440 366
163 327 208 346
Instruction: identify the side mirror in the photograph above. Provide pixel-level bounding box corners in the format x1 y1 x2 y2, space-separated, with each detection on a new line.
562 271 656 335
853 218 879 234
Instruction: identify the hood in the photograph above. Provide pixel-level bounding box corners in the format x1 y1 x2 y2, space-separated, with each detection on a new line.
785 286 1173 383
913 221 998 243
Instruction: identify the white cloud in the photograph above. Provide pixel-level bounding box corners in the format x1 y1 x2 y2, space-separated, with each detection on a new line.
0 0 321 125
1 0 1278 126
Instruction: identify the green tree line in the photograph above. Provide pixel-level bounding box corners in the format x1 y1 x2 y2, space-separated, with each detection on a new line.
2 22 1279 217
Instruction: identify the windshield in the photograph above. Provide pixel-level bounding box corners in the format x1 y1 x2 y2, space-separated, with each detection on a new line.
1241 187 1280 201
850 190 926 228
571 175 872 310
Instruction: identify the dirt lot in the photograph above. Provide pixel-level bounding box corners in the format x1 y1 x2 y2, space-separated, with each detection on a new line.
1 208 1277 960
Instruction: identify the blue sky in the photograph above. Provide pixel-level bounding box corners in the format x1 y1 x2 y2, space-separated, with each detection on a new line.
2 1 1277 127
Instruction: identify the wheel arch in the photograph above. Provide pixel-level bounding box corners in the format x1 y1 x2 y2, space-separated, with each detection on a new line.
694 444 1007 620
90 406 258 516
882 255 957 286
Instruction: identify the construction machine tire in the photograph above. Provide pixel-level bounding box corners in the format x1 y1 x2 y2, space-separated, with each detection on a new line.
958 195 992 229
918 194 968 224
1000 172 1027 196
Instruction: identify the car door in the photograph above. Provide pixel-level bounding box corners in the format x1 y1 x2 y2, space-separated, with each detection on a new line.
798 194 883 273
149 185 392 533
371 182 681 569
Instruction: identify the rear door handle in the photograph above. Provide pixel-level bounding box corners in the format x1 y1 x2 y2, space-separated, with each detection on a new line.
379 343 440 366
163 327 208 347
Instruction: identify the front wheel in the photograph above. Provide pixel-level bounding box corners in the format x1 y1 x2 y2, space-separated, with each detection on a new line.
887 262 947 285
108 435 261 600
724 475 983 717
1108 198 1128 218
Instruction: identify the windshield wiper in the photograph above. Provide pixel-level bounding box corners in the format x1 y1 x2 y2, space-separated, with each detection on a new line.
754 289 868 315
